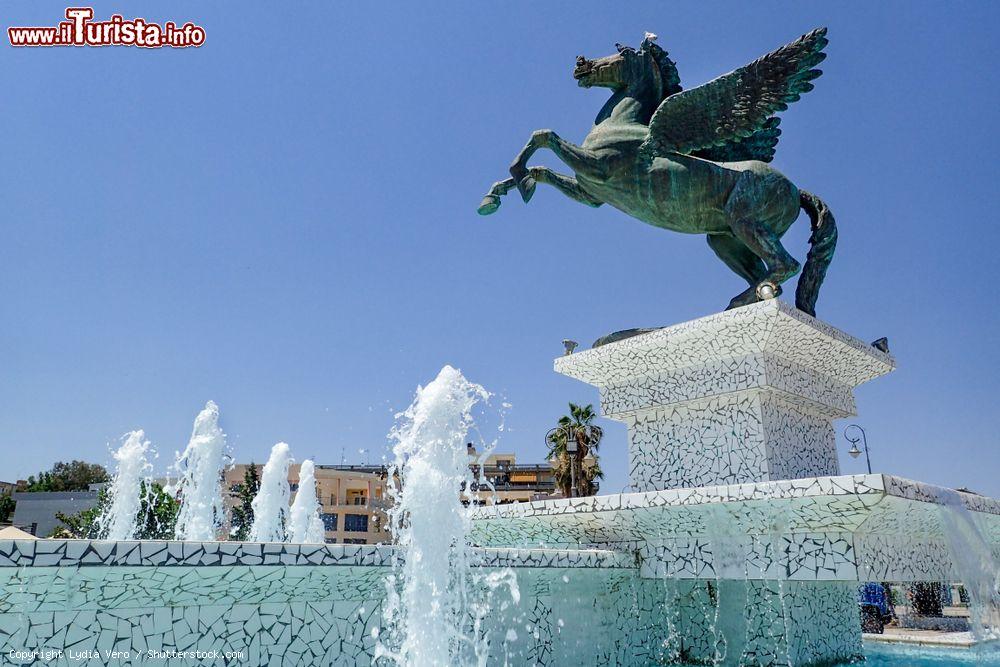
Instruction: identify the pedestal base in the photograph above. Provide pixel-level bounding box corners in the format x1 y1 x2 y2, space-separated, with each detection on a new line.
555 301 895 491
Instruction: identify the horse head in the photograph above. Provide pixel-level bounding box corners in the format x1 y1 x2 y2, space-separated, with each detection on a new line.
573 34 681 104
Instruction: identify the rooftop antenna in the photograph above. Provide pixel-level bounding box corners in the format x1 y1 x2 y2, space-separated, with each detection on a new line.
340 447 345 466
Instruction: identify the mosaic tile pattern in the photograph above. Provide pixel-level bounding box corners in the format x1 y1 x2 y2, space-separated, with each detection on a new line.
556 300 895 490
0 540 629 571
0 557 669 667
555 300 895 387
647 579 861 666
469 474 1000 584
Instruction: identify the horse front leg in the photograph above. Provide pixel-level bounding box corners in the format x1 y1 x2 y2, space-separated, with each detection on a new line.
509 130 607 202
478 167 603 215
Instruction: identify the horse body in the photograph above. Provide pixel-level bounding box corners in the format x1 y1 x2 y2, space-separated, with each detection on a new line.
574 108 801 237
576 145 800 237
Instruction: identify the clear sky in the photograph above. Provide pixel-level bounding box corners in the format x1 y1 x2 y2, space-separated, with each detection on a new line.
1 2 998 497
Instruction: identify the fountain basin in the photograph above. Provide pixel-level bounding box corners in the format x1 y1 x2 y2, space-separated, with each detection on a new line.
0 540 663 666
466 474 999 665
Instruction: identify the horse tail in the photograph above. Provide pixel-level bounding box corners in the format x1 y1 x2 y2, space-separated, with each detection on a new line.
795 190 837 317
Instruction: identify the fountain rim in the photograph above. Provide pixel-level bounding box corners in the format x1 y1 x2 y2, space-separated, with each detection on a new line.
469 473 1000 522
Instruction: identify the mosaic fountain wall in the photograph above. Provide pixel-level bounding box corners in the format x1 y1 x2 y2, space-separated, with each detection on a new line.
0 541 664 666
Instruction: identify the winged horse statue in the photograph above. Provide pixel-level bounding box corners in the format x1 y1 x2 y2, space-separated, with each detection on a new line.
478 28 835 316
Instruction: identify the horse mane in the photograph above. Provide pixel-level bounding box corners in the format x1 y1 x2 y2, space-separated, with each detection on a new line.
640 38 682 102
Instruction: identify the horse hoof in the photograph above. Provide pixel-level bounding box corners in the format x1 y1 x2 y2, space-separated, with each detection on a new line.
517 176 537 203
756 282 779 300
477 194 501 216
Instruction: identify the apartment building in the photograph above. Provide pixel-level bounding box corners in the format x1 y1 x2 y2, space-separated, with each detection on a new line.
225 447 562 543
224 463 390 545
466 446 558 504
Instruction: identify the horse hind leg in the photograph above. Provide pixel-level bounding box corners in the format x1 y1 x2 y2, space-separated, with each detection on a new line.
726 217 801 302
707 234 768 310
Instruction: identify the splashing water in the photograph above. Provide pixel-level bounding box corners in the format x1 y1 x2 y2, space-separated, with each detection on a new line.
288 459 325 544
248 442 292 542
376 365 519 667
97 430 153 541
934 487 1000 642
173 401 228 541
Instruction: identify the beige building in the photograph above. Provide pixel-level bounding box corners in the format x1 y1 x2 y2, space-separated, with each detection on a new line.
466 446 558 505
224 463 390 544
225 449 564 543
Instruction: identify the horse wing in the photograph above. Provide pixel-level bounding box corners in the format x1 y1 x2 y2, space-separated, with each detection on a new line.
690 117 781 163
641 28 827 159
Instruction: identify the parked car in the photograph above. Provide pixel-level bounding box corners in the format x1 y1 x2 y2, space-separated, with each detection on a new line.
858 582 894 633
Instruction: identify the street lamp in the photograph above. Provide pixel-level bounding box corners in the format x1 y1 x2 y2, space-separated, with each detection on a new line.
566 435 578 498
845 424 872 474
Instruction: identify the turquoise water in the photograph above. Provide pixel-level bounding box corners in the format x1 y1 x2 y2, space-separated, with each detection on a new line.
856 641 1000 666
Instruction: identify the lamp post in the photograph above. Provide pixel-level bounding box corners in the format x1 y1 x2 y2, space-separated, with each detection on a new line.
566 435 578 498
845 424 872 474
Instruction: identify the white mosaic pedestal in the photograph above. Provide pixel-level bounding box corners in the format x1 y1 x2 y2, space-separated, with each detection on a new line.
555 300 895 491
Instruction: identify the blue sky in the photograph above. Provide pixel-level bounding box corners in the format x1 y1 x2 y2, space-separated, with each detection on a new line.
1 2 998 496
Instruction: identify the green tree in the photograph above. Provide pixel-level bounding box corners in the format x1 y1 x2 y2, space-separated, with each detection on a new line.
545 403 604 497
24 460 109 492
51 482 179 539
0 494 16 523
134 482 180 539
229 463 260 541
52 497 105 538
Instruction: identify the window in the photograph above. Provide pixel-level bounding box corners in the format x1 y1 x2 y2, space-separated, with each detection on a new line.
343 514 368 533
343 538 366 545
289 482 299 492
324 537 337 544
352 496 367 506
321 513 338 531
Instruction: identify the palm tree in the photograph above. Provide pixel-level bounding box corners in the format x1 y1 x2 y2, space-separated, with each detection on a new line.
545 403 604 497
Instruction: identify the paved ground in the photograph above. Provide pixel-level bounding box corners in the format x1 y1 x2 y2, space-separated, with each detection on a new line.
864 627 979 647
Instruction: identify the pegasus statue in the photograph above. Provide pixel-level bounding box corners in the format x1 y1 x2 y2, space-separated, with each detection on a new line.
478 28 835 316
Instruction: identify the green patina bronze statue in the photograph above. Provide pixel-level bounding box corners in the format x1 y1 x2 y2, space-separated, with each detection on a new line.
479 28 835 316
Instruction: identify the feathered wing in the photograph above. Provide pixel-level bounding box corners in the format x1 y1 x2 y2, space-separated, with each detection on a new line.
641 28 828 160
690 117 781 163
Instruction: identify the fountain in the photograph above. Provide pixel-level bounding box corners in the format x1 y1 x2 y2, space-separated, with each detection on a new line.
468 301 1000 665
287 459 325 544
95 430 152 541
376 365 518 666
935 486 1000 642
248 442 292 543
0 309 998 666
172 400 227 541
